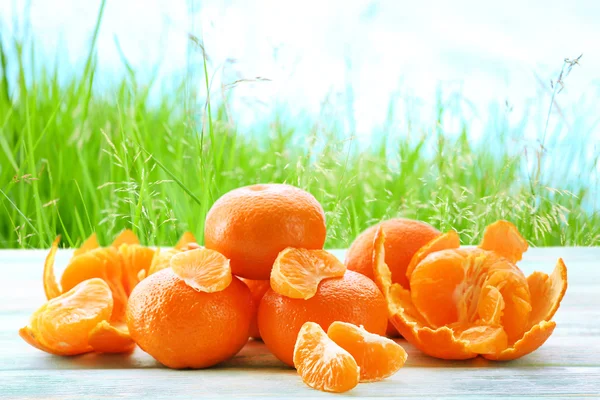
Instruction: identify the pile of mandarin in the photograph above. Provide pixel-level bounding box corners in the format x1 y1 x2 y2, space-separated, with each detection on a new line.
20 184 568 393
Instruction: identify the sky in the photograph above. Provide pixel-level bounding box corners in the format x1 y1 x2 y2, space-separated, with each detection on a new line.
1 0 600 145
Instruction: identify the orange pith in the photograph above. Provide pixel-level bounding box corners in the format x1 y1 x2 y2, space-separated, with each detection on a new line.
22 231 197 357
293 322 359 393
327 321 407 382
170 248 232 293
372 220 567 361
270 248 346 299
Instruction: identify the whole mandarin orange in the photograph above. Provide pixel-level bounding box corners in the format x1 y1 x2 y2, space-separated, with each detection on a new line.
346 218 439 336
126 268 252 369
258 270 388 366
346 218 440 290
204 184 326 280
240 278 271 339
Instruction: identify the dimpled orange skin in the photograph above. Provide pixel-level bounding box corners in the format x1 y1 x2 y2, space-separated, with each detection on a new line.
204 184 327 280
346 218 440 289
258 270 388 367
126 269 253 369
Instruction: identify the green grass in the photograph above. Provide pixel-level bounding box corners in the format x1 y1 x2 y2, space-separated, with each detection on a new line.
1 9 598 249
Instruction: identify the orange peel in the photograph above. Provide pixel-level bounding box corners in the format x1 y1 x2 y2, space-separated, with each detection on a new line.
372 220 567 360
88 321 135 353
479 220 529 263
72 233 100 258
174 231 198 250
43 236 62 300
111 229 140 248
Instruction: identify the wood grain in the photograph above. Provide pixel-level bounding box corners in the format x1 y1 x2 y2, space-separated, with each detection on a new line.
1 248 599 398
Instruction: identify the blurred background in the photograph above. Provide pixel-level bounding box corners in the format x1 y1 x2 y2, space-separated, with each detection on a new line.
0 0 598 248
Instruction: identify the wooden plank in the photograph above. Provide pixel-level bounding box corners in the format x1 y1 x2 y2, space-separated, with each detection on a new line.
0 366 599 398
1 248 599 398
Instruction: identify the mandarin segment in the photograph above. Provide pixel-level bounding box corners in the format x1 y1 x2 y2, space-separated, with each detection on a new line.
327 321 407 382
270 248 345 300
293 322 360 393
170 248 232 293
479 220 528 263
410 249 468 327
406 230 460 280
61 247 129 322
21 278 113 356
19 326 65 356
477 285 505 325
43 236 62 300
88 321 135 354
527 258 568 328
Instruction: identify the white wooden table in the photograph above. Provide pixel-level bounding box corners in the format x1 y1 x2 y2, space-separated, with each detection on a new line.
1 248 599 398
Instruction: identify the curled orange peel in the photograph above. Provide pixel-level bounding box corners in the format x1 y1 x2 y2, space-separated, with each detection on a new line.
88 321 135 354
174 231 198 250
72 233 100 258
43 236 62 300
372 220 567 361
111 229 140 248
479 220 529 263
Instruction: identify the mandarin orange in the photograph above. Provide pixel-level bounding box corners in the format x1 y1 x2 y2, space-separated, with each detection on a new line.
126 268 252 369
204 184 326 280
258 270 388 366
